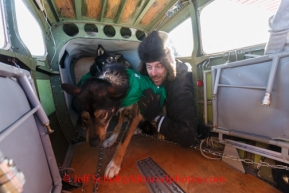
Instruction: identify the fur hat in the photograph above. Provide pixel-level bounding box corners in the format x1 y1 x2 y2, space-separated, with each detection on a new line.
138 31 176 81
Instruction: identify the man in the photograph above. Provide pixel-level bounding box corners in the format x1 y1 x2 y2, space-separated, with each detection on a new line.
137 30 198 147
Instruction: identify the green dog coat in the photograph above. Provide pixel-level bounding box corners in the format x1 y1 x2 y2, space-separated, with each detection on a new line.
77 69 166 108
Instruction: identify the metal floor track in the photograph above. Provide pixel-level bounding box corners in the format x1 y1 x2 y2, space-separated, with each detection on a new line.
136 157 185 193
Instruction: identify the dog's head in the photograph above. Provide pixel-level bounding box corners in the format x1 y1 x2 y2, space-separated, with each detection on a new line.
96 45 121 64
90 45 122 76
61 75 128 147
90 45 133 76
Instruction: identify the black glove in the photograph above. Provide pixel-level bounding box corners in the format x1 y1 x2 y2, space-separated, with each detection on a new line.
138 88 162 121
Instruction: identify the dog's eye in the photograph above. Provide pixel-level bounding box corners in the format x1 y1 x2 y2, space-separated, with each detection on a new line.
106 57 114 63
98 112 107 120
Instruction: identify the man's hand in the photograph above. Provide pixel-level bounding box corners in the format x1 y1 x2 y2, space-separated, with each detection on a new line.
138 88 162 121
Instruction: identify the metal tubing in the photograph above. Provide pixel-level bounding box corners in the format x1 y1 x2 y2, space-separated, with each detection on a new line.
203 70 211 125
34 118 62 193
265 56 279 93
212 128 289 149
244 54 262 58
211 69 218 128
218 84 266 90
212 55 271 70
0 63 30 78
213 128 270 144
213 68 221 96
211 51 289 70
211 69 215 97
27 75 37 95
18 75 53 133
0 107 39 142
261 55 280 106
203 71 207 124
216 139 289 164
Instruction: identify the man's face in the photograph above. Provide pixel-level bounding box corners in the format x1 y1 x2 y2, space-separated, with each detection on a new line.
146 61 167 86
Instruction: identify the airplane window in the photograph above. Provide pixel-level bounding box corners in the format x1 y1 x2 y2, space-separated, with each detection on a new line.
200 0 279 54
15 0 46 56
0 0 6 49
169 18 193 57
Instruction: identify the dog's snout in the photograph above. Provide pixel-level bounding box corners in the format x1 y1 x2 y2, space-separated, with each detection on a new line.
89 136 102 147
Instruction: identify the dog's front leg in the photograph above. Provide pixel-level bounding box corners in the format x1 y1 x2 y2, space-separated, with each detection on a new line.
103 111 125 148
104 113 141 179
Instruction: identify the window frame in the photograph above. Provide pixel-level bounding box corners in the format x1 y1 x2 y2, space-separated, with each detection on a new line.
0 0 10 50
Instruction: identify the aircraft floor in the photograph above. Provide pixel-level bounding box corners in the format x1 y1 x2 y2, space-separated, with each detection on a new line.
70 133 280 193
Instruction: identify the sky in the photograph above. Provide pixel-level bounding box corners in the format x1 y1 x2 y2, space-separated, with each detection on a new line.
200 0 279 54
14 0 45 56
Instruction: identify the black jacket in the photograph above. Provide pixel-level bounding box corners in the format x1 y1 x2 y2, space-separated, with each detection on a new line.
157 60 197 147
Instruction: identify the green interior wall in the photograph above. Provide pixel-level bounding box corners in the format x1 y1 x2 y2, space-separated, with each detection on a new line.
36 72 56 116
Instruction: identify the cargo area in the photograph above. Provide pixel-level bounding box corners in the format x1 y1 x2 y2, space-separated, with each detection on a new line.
69 132 280 193
57 38 286 193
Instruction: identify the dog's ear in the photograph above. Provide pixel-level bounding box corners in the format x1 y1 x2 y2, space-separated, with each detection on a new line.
115 54 123 60
97 45 105 56
61 83 81 97
124 61 133 69
107 85 127 99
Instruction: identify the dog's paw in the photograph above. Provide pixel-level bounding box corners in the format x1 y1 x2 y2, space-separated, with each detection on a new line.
103 133 118 148
105 161 120 179
134 128 142 135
